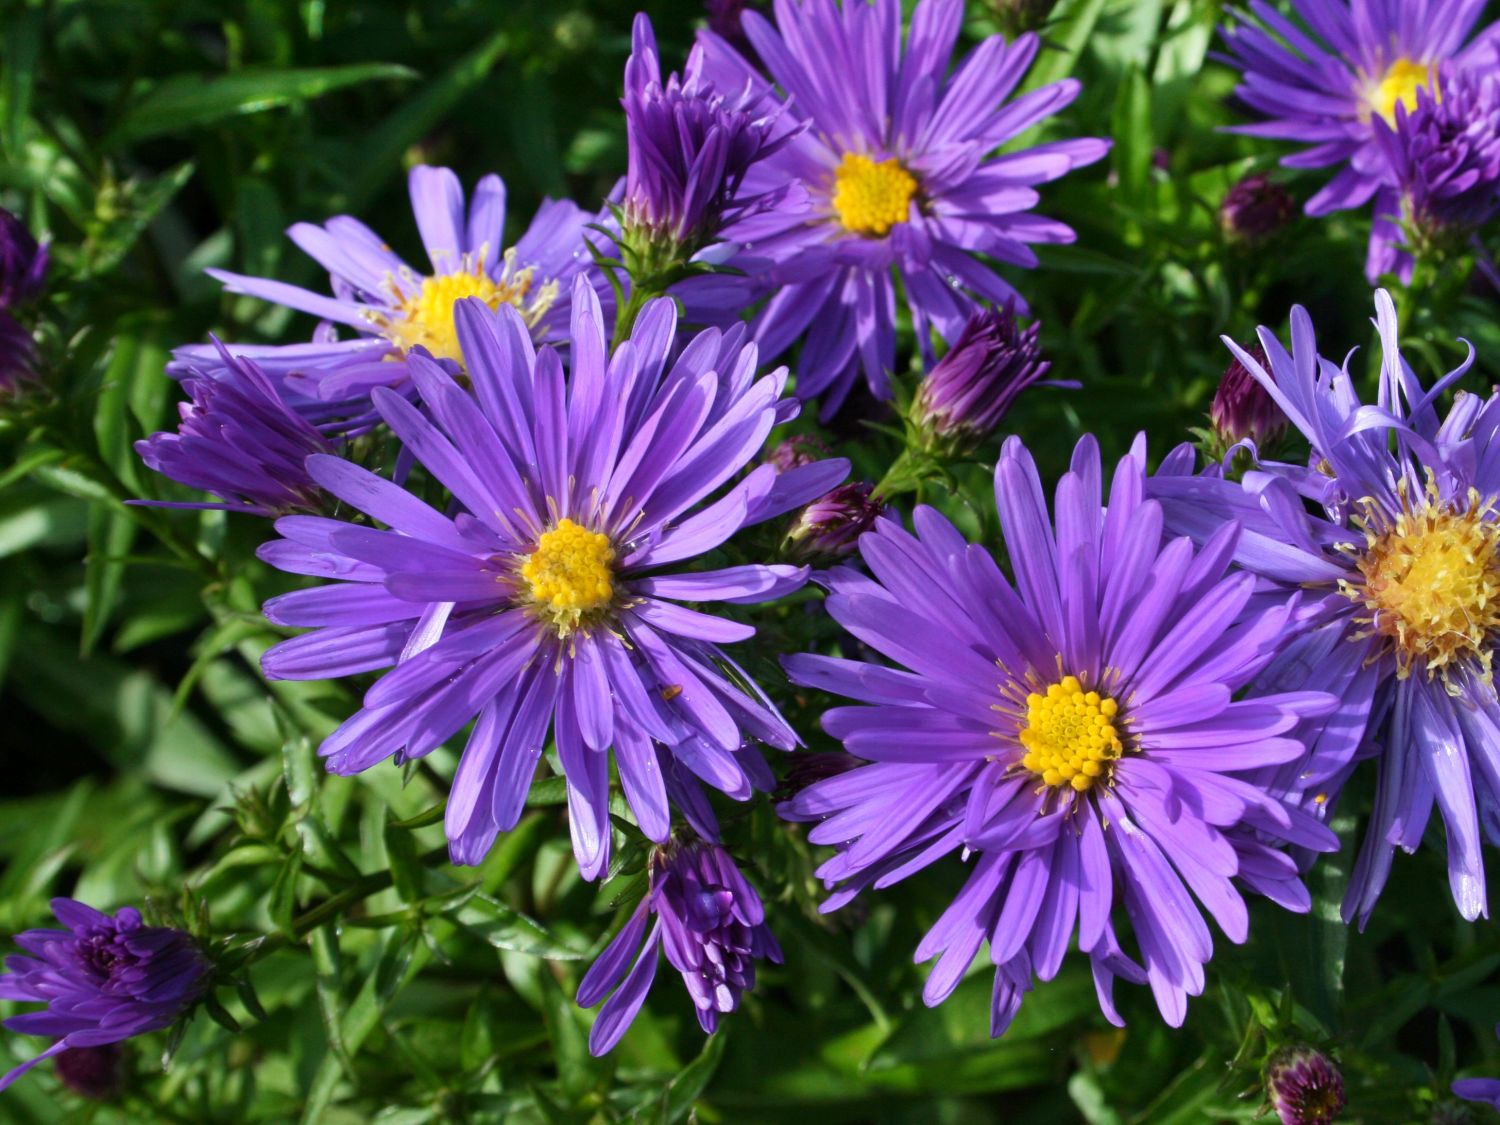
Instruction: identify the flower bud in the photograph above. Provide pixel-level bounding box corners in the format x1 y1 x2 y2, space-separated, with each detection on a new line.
0 312 38 398
1265 1046 1347 1125
1220 174 1296 244
54 1043 128 1101
913 306 1049 453
766 434 830 473
0 208 48 308
1210 343 1286 450
784 481 884 564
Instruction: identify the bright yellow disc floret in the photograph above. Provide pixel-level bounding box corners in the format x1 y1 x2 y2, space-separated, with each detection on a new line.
831 153 918 237
380 249 558 364
521 518 616 632
1346 483 1500 684
1018 675 1125 792
1370 57 1436 126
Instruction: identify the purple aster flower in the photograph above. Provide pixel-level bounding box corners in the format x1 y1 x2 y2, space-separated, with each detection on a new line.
135 343 336 516
257 278 849 878
0 311 37 398
174 165 597 429
784 480 884 564
1219 0 1500 282
1265 1046 1347 1125
1375 64 1500 243
0 899 210 1091
1220 173 1297 243
53 1043 127 1100
1455 1024 1500 1109
912 305 1051 453
621 14 796 257
576 837 781 1055
782 435 1338 1034
0 208 48 308
1150 290 1500 925
696 0 1109 418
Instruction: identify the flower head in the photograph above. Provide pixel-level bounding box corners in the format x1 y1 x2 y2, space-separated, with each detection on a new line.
576 837 781 1055
1265 1046 1347 1125
784 481 884 563
135 344 336 516
913 305 1051 452
1220 173 1296 243
258 278 848 878
621 14 794 256
1376 65 1500 242
1209 342 1287 452
1219 0 1500 282
0 208 47 308
0 899 210 1091
783 435 1337 1035
1151 290 1500 925
175 166 598 429
696 0 1108 417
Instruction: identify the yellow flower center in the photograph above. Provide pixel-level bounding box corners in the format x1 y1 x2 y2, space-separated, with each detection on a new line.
1018 675 1125 792
831 153 918 237
1346 484 1500 683
1370 57 1436 126
521 518 616 632
380 249 558 364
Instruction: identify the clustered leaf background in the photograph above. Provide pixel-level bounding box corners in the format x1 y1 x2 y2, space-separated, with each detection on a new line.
1 0 1498 1122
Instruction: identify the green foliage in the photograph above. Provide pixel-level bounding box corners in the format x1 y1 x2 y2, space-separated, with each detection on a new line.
1 0 1498 1121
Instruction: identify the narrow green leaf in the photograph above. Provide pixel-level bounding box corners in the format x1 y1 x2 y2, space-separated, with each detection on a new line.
109 64 416 145
655 1031 728 1125
451 895 586 960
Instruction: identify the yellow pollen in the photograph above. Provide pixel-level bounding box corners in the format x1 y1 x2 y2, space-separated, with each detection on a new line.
1018 675 1125 792
1345 483 1500 684
831 153 918 237
380 249 558 364
521 518 616 631
1370 57 1436 126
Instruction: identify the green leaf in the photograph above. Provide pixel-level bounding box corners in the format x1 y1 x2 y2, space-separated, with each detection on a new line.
451 895 586 960
78 162 196 279
81 506 138 655
655 1031 728 1124
268 850 304 937
0 6 41 158
109 64 416 145
311 924 355 1077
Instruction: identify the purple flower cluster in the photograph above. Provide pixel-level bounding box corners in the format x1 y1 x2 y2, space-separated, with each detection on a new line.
257 279 846 878
697 0 1109 416
784 436 1338 1032
1220 0 1500 279
576 838 781 1055
0 900 209 1091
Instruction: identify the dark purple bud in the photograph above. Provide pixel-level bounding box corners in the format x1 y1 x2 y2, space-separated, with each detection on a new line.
705 0 762 53
1265 1046 1347 1125
0 208 48 308
1211 343 1286 448
914 306 1050 451
53 1043 128 1100
1220 174 1296 243
766 434 830 473
785 481 884 563
1376 65 1500 241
